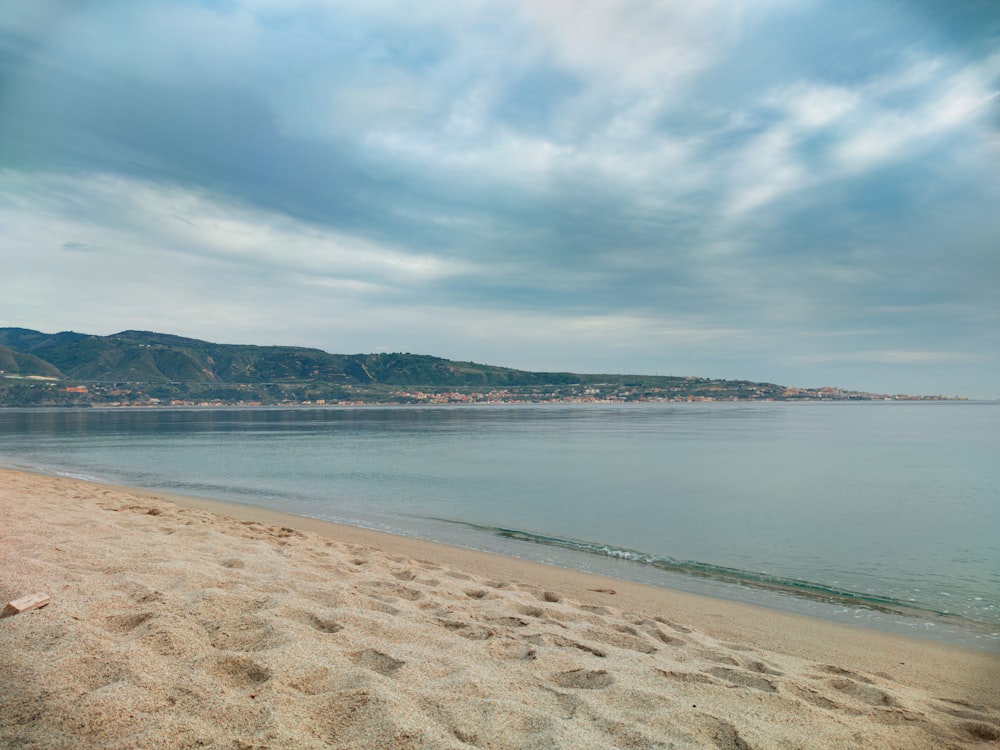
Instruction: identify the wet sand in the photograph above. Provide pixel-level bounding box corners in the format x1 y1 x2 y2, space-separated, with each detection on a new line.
2 467 998 748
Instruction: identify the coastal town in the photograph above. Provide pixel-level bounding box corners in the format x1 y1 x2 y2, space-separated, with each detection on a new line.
0 329 964 407
0 374 960 408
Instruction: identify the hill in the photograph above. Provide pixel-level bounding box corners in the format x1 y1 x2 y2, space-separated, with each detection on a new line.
0 327 944 406
0 328 581 387
0 344 63 379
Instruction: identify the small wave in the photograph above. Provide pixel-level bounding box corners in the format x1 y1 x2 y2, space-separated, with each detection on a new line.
52 470 106 482
431 518 963 621
3 461 106 483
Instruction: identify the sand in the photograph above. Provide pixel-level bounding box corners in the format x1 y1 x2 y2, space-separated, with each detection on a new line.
1 468 999 749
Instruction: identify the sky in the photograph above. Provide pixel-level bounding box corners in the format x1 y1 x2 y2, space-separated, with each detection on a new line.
1 1 998 398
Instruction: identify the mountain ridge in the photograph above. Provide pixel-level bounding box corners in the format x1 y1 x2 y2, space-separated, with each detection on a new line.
0 328 580 387
0 327 952 405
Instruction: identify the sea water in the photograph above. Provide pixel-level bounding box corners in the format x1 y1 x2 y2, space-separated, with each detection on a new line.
1 402 997 649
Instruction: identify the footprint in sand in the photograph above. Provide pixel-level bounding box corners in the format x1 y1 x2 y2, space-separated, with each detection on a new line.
784 683 848 712
825 677 899 707
585 628 658 655
642 625 686 646
210 655 271 688
485 580 516 590
933 697 1000 725
960 722 1000 742
705 667 778 694
699 716 753 750
655 616 693 634
61 654 133 692
284 609 343 634
744 659 784 676
718 640 755 653
102 611 156 634
526 633 607 658
702 650 781 675
288 667 333 696
551 669 614 689
487 615 529 629
702 651 741 666
299 587 343 608
810 666 899 708
436 618 496 640
815 664 874 682
655 669 718 687
363 598 401 616
361 581 423 601
543 688 583 719
206 617 284 652
487 640 537 661
352 649 405 676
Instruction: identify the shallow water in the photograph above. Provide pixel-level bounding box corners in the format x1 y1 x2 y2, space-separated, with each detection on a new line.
2 401 997 648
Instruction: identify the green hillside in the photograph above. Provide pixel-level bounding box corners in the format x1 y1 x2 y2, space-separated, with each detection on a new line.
0 329 586 388
1 327 938 406
0 344 64 378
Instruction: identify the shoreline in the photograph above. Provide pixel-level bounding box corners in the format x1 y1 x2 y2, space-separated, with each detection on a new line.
3 466 999 747
12 460 996 650
4 462 998 652
9 455 996 653
123 478 999 657
2 400 994 647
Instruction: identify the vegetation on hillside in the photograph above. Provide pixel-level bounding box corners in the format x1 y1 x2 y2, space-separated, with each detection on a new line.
0 328 948 406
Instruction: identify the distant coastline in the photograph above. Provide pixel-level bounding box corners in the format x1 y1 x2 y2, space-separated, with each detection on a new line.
1 327 964 407
0 384 965 408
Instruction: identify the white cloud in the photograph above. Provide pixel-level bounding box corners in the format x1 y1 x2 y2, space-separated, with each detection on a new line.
723 126 809 216
0 169 501 345
716 47 1000 218
833 54 999 171
0 172 472 288
776 83 859 129
517 0 725 93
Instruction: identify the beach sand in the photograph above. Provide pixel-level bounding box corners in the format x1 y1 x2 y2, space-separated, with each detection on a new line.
2 468 998 749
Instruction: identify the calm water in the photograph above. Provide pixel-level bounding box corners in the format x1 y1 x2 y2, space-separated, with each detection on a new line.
1 402 997 649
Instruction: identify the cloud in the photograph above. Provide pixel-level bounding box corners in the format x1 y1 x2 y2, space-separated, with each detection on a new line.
718 50 999 217
0 171 475 293
832 57 1000 171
